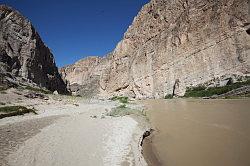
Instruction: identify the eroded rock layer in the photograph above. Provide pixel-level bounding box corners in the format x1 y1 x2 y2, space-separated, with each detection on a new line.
61 0 250 98
0 5 67 93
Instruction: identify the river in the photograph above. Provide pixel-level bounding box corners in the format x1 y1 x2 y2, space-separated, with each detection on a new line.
143 99 250 166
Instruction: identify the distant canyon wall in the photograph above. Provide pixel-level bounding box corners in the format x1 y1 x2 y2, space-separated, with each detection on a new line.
60 0 250 98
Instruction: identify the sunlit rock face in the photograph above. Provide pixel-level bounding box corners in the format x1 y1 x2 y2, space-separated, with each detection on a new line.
61 0 250 98
0 5 67 93
59 56 110 97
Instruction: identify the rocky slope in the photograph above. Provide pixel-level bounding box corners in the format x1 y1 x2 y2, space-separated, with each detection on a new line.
0 5 67 93
61 0 250 98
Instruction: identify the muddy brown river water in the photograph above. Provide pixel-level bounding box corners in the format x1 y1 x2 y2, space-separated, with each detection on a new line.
143 99 250 166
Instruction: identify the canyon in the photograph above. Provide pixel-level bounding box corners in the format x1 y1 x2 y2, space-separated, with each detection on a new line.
60 0 250 99
0 1 249 99
0 1 249 166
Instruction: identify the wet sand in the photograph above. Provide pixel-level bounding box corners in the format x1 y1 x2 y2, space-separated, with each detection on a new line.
143 99 250 166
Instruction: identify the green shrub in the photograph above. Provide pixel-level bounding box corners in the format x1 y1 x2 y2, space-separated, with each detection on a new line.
119 97 129 103
0 106 37 119
110 96 118 100
190 86 206 91
110 96 129 103
165 94 173 99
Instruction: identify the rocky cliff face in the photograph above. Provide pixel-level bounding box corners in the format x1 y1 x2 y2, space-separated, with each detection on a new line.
59 56 107 97
0 5 67 93
61 0 250 98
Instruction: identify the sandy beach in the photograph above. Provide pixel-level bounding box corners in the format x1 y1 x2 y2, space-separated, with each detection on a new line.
0 90 149 166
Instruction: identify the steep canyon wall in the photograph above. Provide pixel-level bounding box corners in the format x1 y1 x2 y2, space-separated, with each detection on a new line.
61 0 250 98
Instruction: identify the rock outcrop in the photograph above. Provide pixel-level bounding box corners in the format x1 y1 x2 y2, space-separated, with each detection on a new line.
0 5 67 93
61 0 250 98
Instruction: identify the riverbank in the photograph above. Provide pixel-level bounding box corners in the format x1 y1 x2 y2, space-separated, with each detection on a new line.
0 89 150 166
142 99 250 166
142 132 162 166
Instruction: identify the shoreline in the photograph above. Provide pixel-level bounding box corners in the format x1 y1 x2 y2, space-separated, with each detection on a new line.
138 100 161 166
142 132 162 166
0 92 151 165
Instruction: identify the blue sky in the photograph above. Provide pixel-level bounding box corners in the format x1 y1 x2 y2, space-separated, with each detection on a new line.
2 0 149 67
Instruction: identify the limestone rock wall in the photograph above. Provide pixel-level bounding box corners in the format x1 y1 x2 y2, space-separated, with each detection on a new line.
0 5 67 93
61 0 250 98
59 56 109 96
60 57 103 86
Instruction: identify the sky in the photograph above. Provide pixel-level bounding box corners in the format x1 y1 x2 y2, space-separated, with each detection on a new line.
2 0 149 67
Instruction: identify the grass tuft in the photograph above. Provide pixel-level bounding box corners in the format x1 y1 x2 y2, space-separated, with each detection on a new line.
25 86 52 94
0 106 37 119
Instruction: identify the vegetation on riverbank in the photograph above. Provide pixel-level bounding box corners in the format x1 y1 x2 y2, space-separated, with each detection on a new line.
184 80 250 97
110 96 129 103
0 106 37 119
107 104 146 117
